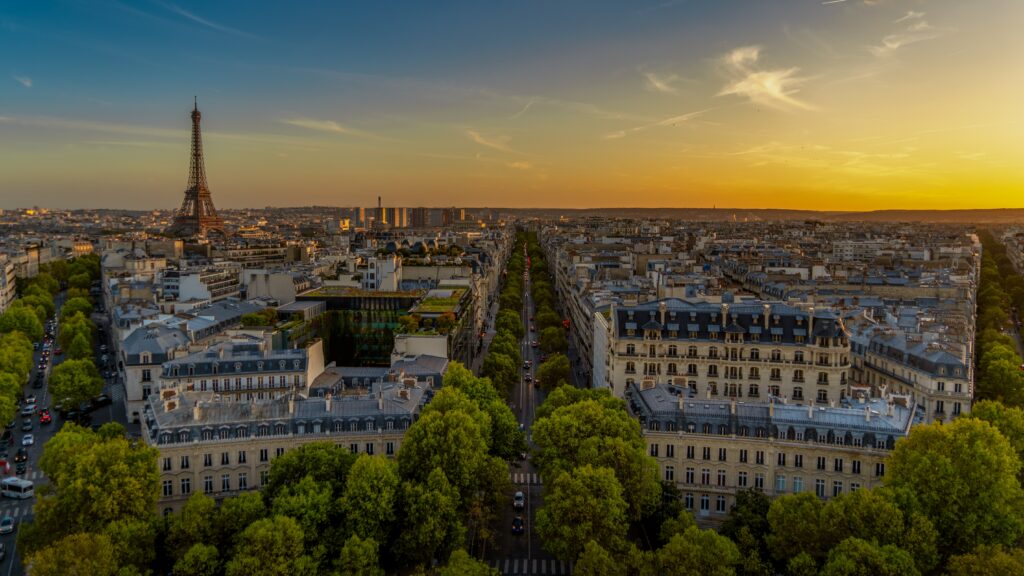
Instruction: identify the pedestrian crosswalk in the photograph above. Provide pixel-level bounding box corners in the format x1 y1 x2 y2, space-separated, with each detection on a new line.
8 471 45 482
510 472 542 485
0 502 33 518
490 558 573 575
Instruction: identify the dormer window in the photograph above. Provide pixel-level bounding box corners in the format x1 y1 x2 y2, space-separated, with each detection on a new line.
234 362 242 372
280 360 287 369
140 352 151 364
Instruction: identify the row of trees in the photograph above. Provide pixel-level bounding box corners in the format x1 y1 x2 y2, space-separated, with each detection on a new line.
19 362 523 575
521 231 571 392
975 230 1024 406
481 232 529 398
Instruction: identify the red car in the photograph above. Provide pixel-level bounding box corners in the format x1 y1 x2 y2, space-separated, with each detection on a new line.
54 347 63 355
39 411 52 425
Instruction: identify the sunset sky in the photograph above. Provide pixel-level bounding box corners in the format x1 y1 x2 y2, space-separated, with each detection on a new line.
1 0 1022 210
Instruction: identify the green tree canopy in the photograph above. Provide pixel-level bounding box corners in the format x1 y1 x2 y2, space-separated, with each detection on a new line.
25 532 119 576
539 326 568 355
337 535 384 576
174 543 221 576
60 296 94 322
395 469 465 568
263 441 356 502
342 455 400 544
886 418 1024 557
947 544 1024 576
656 527 742 576
818 537 919 576
0 304 43 341
537 353 570 391
575 540 625 576
535 465 629 561
436 549 500 576
225 515 317 576
49 358 104 410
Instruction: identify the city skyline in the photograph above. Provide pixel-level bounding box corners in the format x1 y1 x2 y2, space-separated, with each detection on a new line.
1 1 1022 210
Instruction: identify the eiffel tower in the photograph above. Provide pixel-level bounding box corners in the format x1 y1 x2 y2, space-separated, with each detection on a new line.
166 99 226 237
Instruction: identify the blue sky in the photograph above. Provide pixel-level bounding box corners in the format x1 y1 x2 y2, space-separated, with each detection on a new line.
1 1 1022 210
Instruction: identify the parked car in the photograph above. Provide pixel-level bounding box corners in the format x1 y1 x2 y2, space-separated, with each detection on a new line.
511 516 525 535
0 517 13 535
54 347 62 355
0 431 11 447
20 420 31 432
15 462 26 475
25 396 35 405
21 434 34 447
13 448 27 463
39 412 52 425
513 491 525 510
91 394 112 409
530 341 538 348
19 405 35 417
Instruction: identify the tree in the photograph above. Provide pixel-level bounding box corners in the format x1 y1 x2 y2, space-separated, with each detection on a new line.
969 400 1024 482
536 465 629 560
167 493 218 559
658 508 696 544
721 488 771 550
49 359 104 410
397 314 420 333
337 535 384 576
68 272 92 290
264 442 356 502
0 305 43 341
818 537 919 576
481 352 518 398
0 331 35 381
104 517 156 573
397 388 491 502
537 353 570 391
60 297 94 322
25 532 119 576
67 331 92 360
496 309 524 339
31 272 60 295
947 544 1024 576
820 488 906 552
535 310 562 333
437 549 500 576
395 469 465 568
225 516 317 576
174 543 221 576
22 424 158 554
214 493 266 550
269 475 337 559
442 363 525 460
656 527 742 576
539 326 568 355
764 493 826 565
342 455 400 544
575 541 625 576
886 418 1024 557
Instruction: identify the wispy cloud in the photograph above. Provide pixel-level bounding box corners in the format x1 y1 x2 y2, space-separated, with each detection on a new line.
717 46 814 111
870 13 952 57
12 75 32 88
603 108 713 140
465 129 528 155
509 97 539 119
280 118 378 139
152 1 257 38
821 0 846 5
506 161 532 170
642 71 679 94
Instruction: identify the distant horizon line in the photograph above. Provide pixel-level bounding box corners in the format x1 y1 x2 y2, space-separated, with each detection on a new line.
5 205 1024 214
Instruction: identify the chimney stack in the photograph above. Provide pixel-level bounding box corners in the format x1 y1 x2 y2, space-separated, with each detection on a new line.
288 395 295 415
763 304 770 329
865 406 871 422
807 402 814 419
325 393 332 412
193 401 202 421
808 307 815 341
730 399 736 415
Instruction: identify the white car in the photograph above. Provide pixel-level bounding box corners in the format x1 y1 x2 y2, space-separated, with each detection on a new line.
21 434 33 447
19 405 35 417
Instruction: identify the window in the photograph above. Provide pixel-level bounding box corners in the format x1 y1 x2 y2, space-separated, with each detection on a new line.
717 469 726 487
666 445 675 458
770 368 781 381
816 456 826 471
203 476 213 494
625 362 636 374
180 455 190 470
716 495 727 513
793 370 804 383
684 493 694 510
793 476 804 493
665 466 675 482
739 449 749 463
221 474 231 492
221 452 230 466
386 442 395 456
851 482 861 492
777 453 786 466
259 448 269 462
834 458 844 473
700 494 710 513
650 444 659 457
203 453 212 467
749 367 760 380
718 448 727 461
852 460 861 475
875 463 885 477
815 479 826 498
775 474 786 493
701 468 710 485
953 403 962 415
276 447 285 457
349 443 359 454
702 447 711 460
793 387 804 400
738 471 748 487
755 473 765 490
260 470 269 487
141 369 152 382
239 473 248 491
832 481 843 497
162 480 172 497
954 382 962 394
794 454 803 468
163 457 172 472
685 467 695 484
181 478 191 495
794 351 804 363
750 348 760 360
686 446 695 459
235 451 246 464
366 443 374 455
756 451 765 465
817 389 829 403
626 344 635 355
687 363 698 375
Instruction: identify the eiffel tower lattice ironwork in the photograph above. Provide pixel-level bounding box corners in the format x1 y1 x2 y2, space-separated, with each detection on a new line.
166 99 226 237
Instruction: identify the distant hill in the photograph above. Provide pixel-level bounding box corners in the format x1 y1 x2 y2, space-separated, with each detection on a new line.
496 207 1024 224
